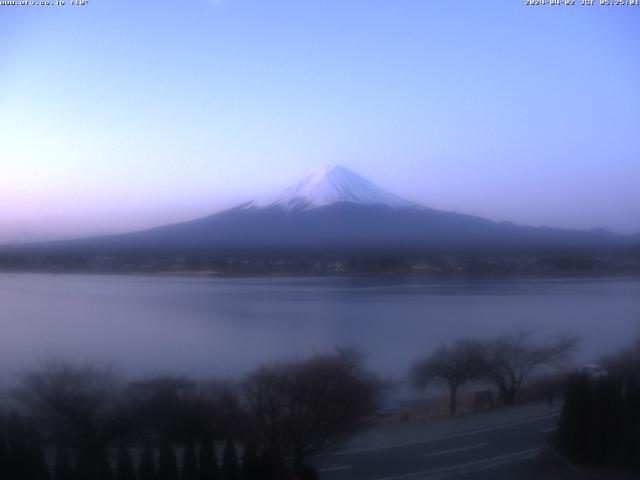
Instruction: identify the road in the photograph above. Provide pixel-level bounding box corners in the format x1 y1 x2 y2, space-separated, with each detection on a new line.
312 411 561 480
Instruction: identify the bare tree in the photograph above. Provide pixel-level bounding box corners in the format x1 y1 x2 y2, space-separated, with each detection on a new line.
241 347 381 470
15 361 143 480
410 339 486 415
482 330 579 405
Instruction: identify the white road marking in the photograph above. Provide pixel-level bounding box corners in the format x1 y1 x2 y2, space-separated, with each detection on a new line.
317 465 351 472
423 442 488 458
373 447 542 480
315 412 559 458
541 426 558 433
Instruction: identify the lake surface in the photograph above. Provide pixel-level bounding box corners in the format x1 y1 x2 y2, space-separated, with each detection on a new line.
1 274 639 391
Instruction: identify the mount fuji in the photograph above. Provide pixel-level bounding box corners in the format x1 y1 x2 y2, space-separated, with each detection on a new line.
14 164 631 257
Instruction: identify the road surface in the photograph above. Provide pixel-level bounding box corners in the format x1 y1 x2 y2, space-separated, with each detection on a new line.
312 409 561 480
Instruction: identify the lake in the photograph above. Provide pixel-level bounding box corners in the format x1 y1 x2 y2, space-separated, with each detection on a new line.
1 273 639 393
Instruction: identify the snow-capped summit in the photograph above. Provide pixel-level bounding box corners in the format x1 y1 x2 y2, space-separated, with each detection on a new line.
244 164 420 211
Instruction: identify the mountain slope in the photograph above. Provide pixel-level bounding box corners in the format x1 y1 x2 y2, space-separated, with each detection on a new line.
79 203 624 253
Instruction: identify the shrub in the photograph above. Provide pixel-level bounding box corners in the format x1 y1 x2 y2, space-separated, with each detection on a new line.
557 349 640 468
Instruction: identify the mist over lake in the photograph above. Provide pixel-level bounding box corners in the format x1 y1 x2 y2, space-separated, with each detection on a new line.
1 273 638 391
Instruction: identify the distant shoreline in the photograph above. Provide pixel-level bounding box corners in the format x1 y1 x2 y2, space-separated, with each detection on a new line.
1 268 639 282
1 245 639 279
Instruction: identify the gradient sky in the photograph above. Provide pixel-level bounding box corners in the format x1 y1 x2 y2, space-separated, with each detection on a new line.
1 0 639 243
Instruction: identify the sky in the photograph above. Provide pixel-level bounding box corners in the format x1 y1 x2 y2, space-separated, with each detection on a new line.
1 0 639 243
